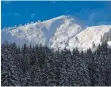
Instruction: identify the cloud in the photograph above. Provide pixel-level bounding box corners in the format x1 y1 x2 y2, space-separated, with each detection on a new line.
75 8 111 26
50 1 56 4
2 13 21 17
87 12 97 25
65 10 70 14
3 1 12 4
13 13 21 16
87 10 110 25
30 13 36 19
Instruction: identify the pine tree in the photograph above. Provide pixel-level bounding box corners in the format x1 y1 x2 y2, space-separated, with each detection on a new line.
1 42 19 86
1 41 111 86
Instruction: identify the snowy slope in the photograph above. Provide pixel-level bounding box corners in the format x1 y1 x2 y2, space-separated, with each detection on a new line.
2 23 46 45
2 15 84 46
68 25 111 51
1 15 111 51
49 16 85 50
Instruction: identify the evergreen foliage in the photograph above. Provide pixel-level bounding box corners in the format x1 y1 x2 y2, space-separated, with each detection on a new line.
1 41 111 86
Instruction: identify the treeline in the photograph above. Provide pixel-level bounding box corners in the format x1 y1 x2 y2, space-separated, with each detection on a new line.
1 41 111 86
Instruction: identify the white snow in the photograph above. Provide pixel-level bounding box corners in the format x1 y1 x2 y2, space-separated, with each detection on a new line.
1 15 111 51
108 41 111 47
68 25 111 51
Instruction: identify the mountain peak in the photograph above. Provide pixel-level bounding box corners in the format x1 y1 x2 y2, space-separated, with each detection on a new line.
54 15 74 19
2 15 111 51
2 15 84 47
47 15 86 28
44 15 74 23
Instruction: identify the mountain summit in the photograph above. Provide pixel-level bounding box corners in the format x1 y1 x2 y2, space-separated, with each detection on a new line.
1 15 111 51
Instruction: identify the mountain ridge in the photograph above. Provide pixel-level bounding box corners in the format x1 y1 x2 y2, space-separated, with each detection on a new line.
1 15 111 51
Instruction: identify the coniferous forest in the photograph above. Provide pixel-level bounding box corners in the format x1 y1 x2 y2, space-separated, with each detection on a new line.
1 41 111 86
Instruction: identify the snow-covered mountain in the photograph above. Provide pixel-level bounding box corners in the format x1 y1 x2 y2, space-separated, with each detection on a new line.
68 25 111 51
1 15 111 51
